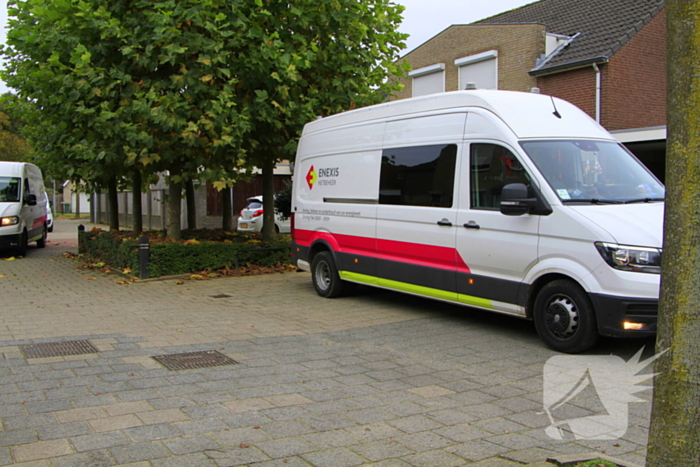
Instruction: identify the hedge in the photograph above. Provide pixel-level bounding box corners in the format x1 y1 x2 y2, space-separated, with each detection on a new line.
78 229 292 278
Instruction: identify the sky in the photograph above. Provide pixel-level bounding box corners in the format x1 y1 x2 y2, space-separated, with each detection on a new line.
0 0 535 94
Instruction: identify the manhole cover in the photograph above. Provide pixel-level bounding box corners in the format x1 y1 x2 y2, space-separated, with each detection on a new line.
210 294 232 299
152 350 238 371
20 340 99 359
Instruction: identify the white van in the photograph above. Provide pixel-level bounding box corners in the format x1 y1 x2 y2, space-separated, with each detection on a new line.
290 90 663 353
0 161 50 256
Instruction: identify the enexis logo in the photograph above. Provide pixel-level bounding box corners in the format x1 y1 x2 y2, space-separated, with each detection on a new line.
306 166 317 190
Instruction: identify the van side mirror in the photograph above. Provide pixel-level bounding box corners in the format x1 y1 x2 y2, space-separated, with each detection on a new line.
500 183 535 216
25 193 37 206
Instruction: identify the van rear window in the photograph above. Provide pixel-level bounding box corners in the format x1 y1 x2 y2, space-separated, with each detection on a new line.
0 177 20 202
379 144 457 208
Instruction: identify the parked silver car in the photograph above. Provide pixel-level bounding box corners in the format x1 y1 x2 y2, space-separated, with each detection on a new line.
237 196 290 233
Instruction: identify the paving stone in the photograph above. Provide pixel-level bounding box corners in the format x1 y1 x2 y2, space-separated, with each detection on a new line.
36 421 92 441
260 420 314 439
301 447 366 467
123 423 181 443
109 442 171 464
72 432 130 452
401 449 466 467
3 413 57 430
162 435 222 455
173 418 229 436
12 439 73 463
302 430 361 449
0 429 38 447
395 431 455 452
255 437 318 458
212 426 272 447
51 449 115 467
349 439 415 462
151 452 218 466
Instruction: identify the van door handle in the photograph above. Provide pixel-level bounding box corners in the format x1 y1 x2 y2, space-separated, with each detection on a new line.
463 221 480 229
437 219 453 227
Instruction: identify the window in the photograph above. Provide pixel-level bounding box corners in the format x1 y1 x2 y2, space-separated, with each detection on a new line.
409 63 445 97
470 144 531 210
455 50 498 90
379 144 457 207
0 177 20 202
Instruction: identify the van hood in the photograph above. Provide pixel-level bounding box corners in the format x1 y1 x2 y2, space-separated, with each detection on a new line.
568 203 664 248
0 202 20 218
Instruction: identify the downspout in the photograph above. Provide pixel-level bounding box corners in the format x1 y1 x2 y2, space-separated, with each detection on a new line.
592 63 601 123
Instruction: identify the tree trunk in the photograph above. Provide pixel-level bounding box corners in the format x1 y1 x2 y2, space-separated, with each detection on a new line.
646 1 700 465
73 189 81 219
132 169 143 235
222 186 233 231
261 157 276 242
185 178 196 230
107 175 119 231
167 179 182 240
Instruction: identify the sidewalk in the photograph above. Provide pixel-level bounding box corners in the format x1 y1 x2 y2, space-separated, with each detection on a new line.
0 222 653 466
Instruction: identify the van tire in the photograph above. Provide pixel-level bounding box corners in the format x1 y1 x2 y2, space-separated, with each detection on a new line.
533 280 599 353
37 227 47 248
311 251 345 298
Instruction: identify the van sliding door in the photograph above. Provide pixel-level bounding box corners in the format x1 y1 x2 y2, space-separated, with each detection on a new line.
375 113 466 300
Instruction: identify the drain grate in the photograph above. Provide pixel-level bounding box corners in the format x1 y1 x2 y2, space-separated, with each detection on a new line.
152 350 238 371
210 293 233 299
20 340 99 359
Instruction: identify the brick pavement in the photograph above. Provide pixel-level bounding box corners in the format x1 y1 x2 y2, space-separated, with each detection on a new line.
0 219 654 466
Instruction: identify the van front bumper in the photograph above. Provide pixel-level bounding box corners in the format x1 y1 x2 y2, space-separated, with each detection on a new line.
0 233 22 250
590 293 658 337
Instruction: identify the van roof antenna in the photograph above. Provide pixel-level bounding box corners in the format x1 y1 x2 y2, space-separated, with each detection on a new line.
550 95 562 119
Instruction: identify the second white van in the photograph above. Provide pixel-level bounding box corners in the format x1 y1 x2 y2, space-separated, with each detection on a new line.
290 90 663 353
0 161 49 256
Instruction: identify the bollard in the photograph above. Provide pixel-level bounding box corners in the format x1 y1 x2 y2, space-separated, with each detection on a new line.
78 224 85 254
139 236 150 280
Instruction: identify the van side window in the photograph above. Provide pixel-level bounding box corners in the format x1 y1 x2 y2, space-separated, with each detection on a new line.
470 144 531 210
379 144 457 207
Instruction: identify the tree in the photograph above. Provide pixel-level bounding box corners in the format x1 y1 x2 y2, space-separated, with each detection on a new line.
645 0 700 465
0 94 33 163
2 0 250 238
232 0 409 241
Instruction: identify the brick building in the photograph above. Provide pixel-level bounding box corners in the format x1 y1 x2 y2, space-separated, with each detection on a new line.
395 0 667 181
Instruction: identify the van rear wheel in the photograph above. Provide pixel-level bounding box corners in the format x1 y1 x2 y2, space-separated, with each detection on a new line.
36 226 47 248
533 280 599 353
311 251 345 298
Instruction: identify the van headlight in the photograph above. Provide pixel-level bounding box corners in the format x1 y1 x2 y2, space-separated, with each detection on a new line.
0 216 19 227
595 242 662 274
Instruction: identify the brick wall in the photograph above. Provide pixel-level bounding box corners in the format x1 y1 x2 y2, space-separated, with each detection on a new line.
603 8 667 130
394 24 545 100
537 67 597 119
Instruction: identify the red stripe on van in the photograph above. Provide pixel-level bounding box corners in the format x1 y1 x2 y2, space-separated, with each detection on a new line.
294 229 471 273
33 215 47 229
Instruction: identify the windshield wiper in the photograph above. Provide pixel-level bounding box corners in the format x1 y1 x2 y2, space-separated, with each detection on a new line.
563 199 622 205
623 197 665 204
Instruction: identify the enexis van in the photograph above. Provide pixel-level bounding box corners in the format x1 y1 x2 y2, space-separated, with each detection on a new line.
0 161 50 256
290 90 663 353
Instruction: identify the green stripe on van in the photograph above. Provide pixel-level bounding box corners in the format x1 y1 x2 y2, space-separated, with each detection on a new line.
340 270 494 309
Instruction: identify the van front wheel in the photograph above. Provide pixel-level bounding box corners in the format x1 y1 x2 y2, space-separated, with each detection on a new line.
311 251 345 298
533 280 599 353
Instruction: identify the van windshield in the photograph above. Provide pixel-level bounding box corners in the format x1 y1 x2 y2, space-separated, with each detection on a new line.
0 177 21 202
520 140 664 204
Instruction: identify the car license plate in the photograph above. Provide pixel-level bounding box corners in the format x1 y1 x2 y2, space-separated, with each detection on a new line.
241 223 249 228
